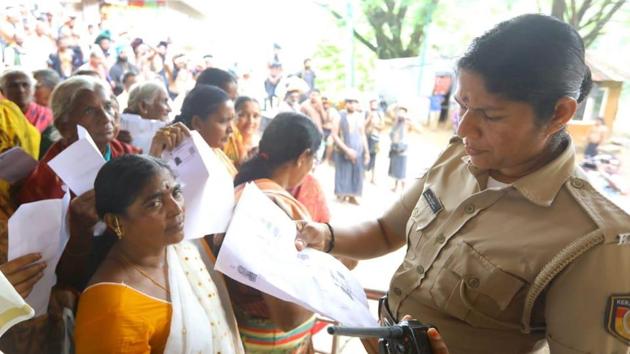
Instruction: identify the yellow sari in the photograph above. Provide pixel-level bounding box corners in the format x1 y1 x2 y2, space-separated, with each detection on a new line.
223 129 244 166
213 147 238 177
0 99 40 262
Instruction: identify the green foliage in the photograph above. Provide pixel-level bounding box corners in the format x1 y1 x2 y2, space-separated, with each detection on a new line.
318 0 439 59
550 0 627 47
313 40 376 97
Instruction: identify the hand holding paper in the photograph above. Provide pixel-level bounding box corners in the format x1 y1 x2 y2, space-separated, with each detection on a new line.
47 126 105 196
0 253 46 298
161 131 234 239
216 183 377 327
119 113 167 153
8 192 71 316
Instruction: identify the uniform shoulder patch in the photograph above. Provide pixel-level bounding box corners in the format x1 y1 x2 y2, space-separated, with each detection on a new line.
605 294 630 345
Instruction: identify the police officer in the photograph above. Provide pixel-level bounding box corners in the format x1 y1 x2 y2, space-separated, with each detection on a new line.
296 14 630 354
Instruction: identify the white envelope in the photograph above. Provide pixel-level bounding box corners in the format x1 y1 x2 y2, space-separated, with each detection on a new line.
161 131 235 239
47 126 105 196
8 191 71 316
120 113 166 154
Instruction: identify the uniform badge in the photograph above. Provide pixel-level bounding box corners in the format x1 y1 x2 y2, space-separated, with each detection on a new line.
422 189 443 214
605 294 630 345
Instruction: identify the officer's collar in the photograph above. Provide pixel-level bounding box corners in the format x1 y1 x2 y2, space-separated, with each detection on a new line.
461 137 576 207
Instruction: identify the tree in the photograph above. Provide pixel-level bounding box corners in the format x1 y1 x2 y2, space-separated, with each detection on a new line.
319 0 439 59
551 0 627 47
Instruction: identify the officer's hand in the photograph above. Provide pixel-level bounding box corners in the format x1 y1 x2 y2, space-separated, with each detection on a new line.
401 315 449 354
427 328 449 354
294 220 329 252
0 253 47 298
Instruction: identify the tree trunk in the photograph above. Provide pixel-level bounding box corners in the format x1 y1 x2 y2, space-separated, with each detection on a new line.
551 0 567 19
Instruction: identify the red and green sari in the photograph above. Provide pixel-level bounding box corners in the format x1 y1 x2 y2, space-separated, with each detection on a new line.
229 178 316 354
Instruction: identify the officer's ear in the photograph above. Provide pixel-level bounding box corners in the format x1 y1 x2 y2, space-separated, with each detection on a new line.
545 96 577 138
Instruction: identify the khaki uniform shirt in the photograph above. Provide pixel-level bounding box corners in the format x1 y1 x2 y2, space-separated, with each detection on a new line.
380 137 630 354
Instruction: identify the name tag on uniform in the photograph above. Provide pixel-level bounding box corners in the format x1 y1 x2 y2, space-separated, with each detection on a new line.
422 189 443 214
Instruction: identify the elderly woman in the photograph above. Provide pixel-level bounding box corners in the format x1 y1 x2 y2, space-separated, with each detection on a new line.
74 154 243 353
33 69 61 108
17 75 187 290
123 81 171 121
296 14 629 354
17 76 140 204
117 81 172 151
0 69 53 133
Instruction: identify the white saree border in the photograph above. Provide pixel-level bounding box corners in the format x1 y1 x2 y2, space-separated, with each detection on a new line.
0 271 34 337
166 241 243 354
191 238 245 354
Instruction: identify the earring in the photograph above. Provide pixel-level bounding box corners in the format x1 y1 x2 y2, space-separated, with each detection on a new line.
114 217 123 239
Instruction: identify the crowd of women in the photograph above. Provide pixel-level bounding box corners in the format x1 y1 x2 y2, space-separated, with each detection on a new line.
0 12 629 354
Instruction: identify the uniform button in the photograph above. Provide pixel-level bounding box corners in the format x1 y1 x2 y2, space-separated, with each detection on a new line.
416 265 425 275
571 178 585 189
466 277 480 289
436 234 446 244
393 287 402 296
464 204 476 214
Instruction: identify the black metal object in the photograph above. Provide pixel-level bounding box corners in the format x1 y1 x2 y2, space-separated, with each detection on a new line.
327 320 433 354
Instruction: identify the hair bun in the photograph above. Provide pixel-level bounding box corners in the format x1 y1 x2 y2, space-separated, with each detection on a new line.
577 66 593 103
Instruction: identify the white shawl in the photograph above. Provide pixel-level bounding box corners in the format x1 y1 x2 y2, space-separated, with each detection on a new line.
164 242 242 354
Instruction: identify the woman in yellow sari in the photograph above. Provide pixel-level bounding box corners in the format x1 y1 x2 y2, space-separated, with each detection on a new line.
230 112 322 353
74 154 243 354
223 96 261 168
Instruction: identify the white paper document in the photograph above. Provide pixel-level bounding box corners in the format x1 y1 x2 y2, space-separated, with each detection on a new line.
120 113 166 153
161 131 235 239
216 183 377 327
0 147 37 184
8 192 71 316
47 126 105 196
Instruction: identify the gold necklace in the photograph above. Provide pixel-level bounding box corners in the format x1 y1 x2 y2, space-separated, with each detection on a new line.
118 252 169 293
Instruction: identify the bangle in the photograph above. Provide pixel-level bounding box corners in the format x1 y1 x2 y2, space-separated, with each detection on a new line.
324 223 335 253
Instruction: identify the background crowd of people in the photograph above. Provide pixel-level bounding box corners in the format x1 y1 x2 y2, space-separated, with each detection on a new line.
0 3 417 353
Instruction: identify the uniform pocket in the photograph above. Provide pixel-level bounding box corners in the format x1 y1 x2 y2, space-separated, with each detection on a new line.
407 196 440 246
429 241 525 329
